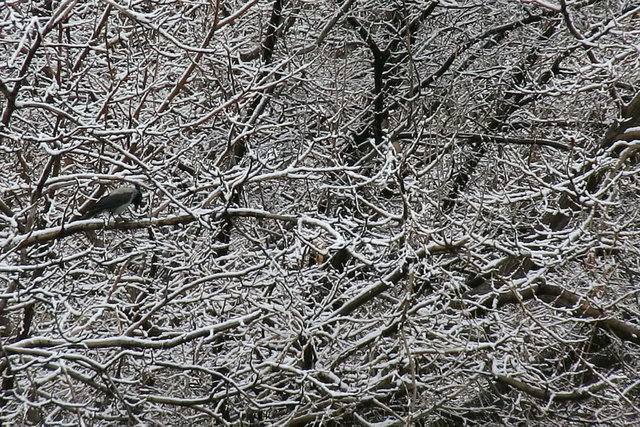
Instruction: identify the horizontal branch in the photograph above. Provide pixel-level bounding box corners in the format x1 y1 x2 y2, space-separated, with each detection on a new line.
458 133 569 151
2 207 335 249
391 131 570 151
4 310 261 352
493 373 610 401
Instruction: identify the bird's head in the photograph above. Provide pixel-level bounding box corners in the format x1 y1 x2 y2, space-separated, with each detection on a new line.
133 183 144 209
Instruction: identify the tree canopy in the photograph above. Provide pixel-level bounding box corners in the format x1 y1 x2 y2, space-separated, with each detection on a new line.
1 0 640 424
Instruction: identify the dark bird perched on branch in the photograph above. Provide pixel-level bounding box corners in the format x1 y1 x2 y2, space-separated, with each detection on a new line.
84 184 143 219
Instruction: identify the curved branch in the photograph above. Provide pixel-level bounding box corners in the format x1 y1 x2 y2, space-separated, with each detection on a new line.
470 282 640 346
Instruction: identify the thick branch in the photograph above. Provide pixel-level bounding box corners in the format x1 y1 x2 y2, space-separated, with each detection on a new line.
2 207 334 249
472 282 640 345
494 373 610 401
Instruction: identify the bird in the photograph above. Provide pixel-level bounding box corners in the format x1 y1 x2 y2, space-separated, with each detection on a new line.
84 183 143 219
